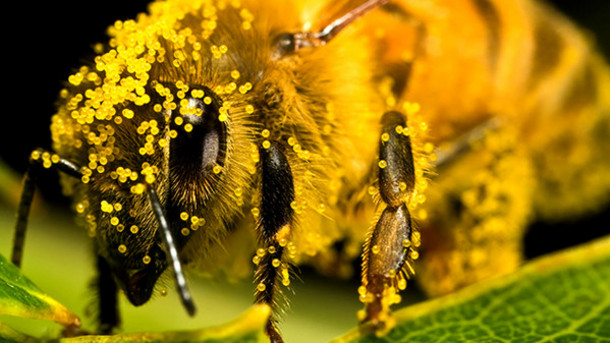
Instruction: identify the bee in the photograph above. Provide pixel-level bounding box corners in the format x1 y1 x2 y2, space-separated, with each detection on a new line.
9 0 610 342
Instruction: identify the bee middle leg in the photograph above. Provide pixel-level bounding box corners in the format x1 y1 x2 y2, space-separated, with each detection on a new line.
360 111 420 330
11 148 123 335
253 141 295 343
94 253 120 334
11 149 82 268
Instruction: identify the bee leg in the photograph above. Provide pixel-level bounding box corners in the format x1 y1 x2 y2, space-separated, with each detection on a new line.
360 111 419 331
95 253 120 334
434 117 501 169
11 149 81 267
11 149 122 335
253 141 295 343
11 149 88 335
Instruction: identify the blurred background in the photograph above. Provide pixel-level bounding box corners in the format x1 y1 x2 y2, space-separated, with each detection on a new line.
0 1 609 342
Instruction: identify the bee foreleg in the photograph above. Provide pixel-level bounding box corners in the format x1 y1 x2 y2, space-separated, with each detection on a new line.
11 148 82 267
94 253 120 334
360 111 419 331
254 141 295 343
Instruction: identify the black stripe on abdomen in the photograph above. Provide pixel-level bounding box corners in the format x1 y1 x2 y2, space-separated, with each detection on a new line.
471 0 502 72
528 14 565 88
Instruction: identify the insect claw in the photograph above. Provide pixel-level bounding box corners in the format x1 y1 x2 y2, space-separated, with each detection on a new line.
266 321 285 343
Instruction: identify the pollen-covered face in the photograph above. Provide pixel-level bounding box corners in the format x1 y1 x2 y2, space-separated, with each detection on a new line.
50 1 280 305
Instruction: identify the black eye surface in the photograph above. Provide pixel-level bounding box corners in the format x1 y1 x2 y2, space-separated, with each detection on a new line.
168 86 227 178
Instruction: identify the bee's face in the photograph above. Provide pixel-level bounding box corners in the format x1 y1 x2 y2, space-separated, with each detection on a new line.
87 1 313 304
92 81 229 306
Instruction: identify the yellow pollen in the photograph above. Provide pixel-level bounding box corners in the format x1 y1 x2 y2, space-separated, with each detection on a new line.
399 182 407 191
368 185 377 195
75 202 86 214
191 89 204 98
275 225 291 242
180 212 189 221
357 310 367 321
122 109 134 119
281 277 290 286
101 200 113 213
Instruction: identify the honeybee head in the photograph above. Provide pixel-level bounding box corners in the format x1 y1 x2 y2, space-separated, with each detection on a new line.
84 79 230 313
60 0 382 318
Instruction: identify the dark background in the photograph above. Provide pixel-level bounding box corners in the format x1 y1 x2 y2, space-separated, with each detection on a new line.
1 1 609 259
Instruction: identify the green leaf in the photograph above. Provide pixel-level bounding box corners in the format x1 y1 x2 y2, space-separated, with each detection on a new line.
0 320 38 343
59 304 270 343
333 235 610 343
0 253 81 329
0 245 268 343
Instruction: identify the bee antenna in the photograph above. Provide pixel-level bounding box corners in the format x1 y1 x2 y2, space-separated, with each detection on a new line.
315 0 389 44
147 186 197 316
290 0 389 51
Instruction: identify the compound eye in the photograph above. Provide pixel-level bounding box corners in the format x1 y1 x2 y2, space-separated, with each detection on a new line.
169 86 227 176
